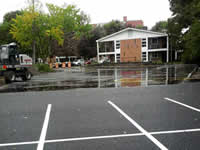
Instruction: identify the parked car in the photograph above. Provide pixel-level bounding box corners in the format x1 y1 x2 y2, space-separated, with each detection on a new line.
73 59 85 66
99 57 110 64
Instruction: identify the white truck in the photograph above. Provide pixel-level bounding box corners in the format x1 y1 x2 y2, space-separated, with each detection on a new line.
0 43 32 83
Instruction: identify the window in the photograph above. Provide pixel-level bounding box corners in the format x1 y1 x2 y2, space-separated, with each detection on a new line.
116 41 120 49
142 38 146 47
142 52 146 61
152 52 160 58
117 54 120 62
148 37 167 49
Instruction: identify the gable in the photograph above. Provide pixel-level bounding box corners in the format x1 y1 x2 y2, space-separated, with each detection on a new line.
97 28 167 42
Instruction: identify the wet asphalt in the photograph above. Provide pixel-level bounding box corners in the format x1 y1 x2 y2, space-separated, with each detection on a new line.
0 80 200 149
0 64 197 93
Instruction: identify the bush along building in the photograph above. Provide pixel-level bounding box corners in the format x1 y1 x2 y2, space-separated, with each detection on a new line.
96 28 169 63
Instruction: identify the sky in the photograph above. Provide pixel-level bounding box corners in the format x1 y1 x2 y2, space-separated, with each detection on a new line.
0 0 172 29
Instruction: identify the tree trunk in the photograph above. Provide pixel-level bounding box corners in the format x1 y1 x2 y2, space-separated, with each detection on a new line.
32 40 36 64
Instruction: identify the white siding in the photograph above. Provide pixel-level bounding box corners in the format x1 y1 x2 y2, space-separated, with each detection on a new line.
100 30 167 42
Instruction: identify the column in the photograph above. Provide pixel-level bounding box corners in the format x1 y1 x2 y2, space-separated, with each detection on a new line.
97 42 100 63
167 36 169 62
114 40 117 63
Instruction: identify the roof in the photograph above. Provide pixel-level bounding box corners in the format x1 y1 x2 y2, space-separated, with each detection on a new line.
96 28 168 42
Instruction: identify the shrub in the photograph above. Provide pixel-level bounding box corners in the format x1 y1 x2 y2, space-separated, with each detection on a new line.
34 64 53 73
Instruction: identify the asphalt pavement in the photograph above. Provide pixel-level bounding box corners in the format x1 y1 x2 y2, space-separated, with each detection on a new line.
0 81 200 150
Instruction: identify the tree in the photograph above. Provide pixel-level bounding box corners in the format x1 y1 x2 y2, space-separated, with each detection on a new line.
0 10 22 45
78 26 104 59
103 20 126 35
151 21 168 33
9 2 65 62
168 0 200 63
0 22 13 45
3 11 23 23
46 3 92 57
182 20 200 64
10 10 40 57
8 1 91 61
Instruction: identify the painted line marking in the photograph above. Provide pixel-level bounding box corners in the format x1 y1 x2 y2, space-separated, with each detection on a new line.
108 101 168 150
37 104 52 150
1 128 200 147
164 97 200 113
0 141 38 147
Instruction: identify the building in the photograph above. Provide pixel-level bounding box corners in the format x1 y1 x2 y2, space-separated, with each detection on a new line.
96 28 169 63
123 16 143 28
91 16 146 29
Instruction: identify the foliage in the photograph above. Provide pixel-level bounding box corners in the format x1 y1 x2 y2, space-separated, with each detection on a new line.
151 21 168 33
0 11 22 45
9 1 92 61
103 20 126 35
182 20 200 64
46 3 92 57
3 11 23 23
77 25 105 59
33 64 53 72
10 11 39 47
0 22 13 45
1 1 92 61
168 0 200 64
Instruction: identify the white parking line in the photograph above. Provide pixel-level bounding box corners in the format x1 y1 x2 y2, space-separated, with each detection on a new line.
37 104 52 150
164 97 200 113
1 128 200 147
0 141 38 147
108 101 168 150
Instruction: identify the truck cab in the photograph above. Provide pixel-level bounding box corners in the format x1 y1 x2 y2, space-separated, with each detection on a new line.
0 43 32 83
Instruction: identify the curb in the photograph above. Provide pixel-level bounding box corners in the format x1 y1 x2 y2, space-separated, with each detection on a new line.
185 66 199 81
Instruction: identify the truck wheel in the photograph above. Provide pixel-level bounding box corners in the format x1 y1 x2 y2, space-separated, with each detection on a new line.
5 71 16 83
21 71 32 81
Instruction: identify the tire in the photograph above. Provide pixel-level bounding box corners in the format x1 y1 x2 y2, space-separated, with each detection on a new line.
21 71 32 81
4 71 16 83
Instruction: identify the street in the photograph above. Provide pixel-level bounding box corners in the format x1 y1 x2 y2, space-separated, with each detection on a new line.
0 81 200 150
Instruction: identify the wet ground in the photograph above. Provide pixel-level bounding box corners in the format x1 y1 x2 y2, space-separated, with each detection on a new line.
0 64 198 93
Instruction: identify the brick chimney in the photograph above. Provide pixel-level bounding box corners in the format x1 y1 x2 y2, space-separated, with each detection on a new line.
123 16 127 22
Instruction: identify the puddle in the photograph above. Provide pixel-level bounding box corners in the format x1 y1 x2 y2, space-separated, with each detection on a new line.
0 64 198 93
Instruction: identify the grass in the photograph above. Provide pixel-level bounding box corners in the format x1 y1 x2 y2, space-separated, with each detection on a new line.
33 64 54 73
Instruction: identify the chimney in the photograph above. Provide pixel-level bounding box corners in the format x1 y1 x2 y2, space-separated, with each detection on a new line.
123 16 127 22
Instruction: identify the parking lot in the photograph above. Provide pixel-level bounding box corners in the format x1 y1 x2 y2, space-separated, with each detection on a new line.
0 81 200 150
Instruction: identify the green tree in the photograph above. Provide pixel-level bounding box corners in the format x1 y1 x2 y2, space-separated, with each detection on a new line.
10 2 65 62
182 20 200 64
168 0 200 63
0 22 13 45
151 21 168 33
103 20 126 35
0 10 22 45
3 11 22 23
46 3 92 57
78 26 104 59
9 1 91 61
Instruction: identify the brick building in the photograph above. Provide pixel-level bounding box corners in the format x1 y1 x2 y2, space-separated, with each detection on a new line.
96 28 169 63
123 16 144 28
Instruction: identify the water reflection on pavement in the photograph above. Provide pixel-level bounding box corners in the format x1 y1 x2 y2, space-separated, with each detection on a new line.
0 64 197 93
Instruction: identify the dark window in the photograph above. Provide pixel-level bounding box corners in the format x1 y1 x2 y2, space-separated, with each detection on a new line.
148 37 167 49
116 41 120 49
142 38 146 47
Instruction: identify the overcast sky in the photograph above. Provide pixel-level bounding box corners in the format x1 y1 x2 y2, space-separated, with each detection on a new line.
0 0 172 29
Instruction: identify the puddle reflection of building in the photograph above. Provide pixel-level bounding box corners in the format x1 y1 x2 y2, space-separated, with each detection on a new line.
97 66 177 88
